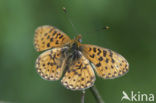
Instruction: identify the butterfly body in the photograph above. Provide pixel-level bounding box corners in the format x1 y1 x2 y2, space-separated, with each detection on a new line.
34 25 129 90
63 35 82 61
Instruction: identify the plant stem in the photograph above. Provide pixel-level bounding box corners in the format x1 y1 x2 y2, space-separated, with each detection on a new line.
81 90 85 103
90 86 105 103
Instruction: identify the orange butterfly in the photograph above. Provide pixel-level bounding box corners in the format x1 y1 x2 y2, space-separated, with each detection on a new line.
34 25 129 90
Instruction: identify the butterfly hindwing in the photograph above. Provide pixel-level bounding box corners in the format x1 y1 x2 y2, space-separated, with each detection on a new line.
81 44 129 79
36 47 68 80
34 25 71 52
61 52 95 90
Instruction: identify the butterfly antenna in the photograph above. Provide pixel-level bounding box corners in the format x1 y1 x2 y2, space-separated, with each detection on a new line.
96 25 110 31
84 25 110 35
62 7 79 35
102 26 110 30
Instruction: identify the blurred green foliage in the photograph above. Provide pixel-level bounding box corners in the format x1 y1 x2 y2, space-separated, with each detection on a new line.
0 0 156 103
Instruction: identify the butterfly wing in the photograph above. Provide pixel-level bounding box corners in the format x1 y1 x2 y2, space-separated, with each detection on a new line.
81 44 129 79
34 25 71 52
61 52 95 90
36 47 68 80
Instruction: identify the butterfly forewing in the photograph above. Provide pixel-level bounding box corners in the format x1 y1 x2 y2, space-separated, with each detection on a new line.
34 25 71 52
81 44 129 79
61 52 95 90
36 47 68 80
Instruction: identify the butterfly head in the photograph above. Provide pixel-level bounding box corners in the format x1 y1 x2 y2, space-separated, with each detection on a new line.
70 34 82 48
68 35 82 53
74 34 82 43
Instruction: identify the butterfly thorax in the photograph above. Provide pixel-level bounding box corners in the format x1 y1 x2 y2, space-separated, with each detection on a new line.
64 35 82 61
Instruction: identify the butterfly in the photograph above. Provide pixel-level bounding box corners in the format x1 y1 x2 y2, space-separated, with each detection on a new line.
34 25 129 90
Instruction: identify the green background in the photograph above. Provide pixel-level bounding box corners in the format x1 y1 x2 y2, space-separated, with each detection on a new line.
0 0 156 103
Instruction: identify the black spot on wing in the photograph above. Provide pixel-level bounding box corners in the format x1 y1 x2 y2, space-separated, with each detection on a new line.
109 50 113 57
105 58 109 63
53 31 57 36
55 40 59 44
103 50 107 57
97 48 101 55
111 58 115 63
59 35 63 39
93 48 96 52
50 38 53 42
47 43 50 47
47 35 50 39
55 33 59 38
49 28 54 33
96 63 101 67
88 48 92 51
98 57 103 61
90 54 95 58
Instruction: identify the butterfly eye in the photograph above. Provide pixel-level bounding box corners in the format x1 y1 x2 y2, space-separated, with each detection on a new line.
78 38 82 43
74 35 82 43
